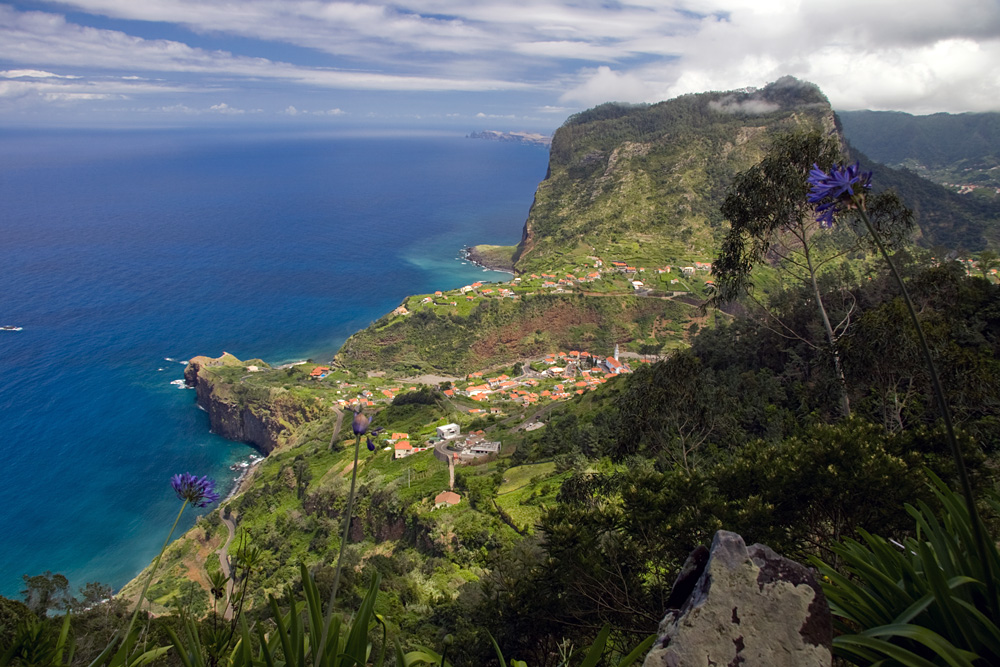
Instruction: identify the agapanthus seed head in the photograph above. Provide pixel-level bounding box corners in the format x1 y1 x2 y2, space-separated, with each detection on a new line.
171 473 220 508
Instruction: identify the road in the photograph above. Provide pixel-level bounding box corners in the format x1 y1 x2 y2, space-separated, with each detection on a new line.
216 513 236 620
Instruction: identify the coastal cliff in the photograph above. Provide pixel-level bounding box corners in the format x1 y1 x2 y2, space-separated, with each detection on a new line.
511 77 838 272
184 353 321 454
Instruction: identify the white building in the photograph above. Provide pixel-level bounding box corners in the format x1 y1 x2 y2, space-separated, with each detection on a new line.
469 441 501 456
437 423 461 440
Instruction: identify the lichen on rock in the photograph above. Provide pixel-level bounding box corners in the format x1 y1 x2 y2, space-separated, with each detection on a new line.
644 530 832 667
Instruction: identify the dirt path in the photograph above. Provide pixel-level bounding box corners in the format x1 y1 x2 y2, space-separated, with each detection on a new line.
329 407 345 447
217 514 236 620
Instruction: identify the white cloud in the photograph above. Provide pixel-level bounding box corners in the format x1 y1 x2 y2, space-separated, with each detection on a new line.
559 66 656 106
475 111 517 119
708 97 780 115
2 0 1000 121
209 102 244 114
0 6 535 93
644 0 1000 112
0 69 80 79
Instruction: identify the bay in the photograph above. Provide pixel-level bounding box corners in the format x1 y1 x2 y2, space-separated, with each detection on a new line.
0 128 549 598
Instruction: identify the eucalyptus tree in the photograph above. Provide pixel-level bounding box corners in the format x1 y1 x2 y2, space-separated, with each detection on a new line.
712 131 870 417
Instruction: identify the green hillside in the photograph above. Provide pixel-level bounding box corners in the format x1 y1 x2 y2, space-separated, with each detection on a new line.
513 77 836 273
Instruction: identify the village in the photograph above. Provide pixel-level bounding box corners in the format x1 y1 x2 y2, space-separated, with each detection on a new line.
305 341 640 463
295 250 999 472
386 254 719 321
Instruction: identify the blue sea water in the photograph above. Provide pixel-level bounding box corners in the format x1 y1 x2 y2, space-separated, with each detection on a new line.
0 128 549 598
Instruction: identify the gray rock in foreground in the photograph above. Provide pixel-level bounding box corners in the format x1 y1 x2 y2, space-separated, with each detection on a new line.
644 530 832 667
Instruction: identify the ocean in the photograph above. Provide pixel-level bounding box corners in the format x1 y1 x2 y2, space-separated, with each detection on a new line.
0 128 549 599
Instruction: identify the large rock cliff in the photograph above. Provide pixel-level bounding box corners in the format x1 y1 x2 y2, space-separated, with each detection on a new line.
512 77 837 272
184 353 320 454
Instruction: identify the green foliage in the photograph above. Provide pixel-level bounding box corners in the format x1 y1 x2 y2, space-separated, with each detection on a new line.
852 147 997 251
20 572 74 617
814 473 1000 666
839 109 1000 174
1 613 75 667
338 293 690 374
517 78 833 272
167 566 386 667
0 597 33 649
392 387 440 407
713 130 843 304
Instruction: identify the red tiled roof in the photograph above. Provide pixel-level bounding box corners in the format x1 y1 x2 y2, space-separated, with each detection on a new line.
435 491 460 505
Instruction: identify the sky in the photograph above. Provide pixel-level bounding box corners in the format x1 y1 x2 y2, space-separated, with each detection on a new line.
2 0 1000 130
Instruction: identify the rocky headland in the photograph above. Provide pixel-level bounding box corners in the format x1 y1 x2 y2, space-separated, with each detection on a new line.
184 353 321 454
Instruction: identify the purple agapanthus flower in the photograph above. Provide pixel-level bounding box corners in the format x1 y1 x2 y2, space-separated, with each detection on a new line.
171 473 220 508
366 436 376 452
807 162 872 227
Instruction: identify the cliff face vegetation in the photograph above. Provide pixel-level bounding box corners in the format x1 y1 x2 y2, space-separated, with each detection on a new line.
336 292 693 375
185 354 323 453
512 77 837 272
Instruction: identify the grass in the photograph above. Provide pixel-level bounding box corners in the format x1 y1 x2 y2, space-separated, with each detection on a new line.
494 464 570 533
498 462 557 494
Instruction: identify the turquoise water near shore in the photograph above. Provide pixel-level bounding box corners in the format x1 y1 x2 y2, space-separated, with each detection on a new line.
0 129 548 598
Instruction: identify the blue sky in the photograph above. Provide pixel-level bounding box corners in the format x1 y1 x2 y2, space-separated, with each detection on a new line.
2 0 1000 130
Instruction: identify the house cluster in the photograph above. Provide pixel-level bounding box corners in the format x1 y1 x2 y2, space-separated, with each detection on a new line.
528 258 712 292
439 425 501 458
406 280 520 308
398 254 719 311
387 423 501 462
958 258 999 280
449 349 632 407
331 383 420 409
543 348 631 376
945 183 1000 196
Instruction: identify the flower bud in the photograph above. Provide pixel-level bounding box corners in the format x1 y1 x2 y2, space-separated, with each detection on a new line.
352 410 370 435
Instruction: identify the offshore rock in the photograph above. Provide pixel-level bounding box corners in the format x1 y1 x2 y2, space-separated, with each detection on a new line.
644 530 832 667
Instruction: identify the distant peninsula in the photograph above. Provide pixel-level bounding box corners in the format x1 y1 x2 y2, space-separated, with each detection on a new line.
467 130 552 146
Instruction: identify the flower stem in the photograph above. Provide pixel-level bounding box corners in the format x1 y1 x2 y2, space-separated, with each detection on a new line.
329 432 361 608
122 500 188 648
855 202 997 614
316 432 363 666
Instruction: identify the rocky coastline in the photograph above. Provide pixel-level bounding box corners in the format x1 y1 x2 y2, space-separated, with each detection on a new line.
463 244 516 273
184 353 317 455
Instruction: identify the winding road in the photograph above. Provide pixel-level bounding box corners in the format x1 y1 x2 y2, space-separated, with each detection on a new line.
216 513 237 620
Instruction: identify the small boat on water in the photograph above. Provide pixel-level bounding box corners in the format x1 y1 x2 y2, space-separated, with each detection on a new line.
1 325 22 331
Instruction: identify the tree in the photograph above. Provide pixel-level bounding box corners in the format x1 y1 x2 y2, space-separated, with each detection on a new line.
0 595 34 647
977 249 999 280
713 131 852 416
76 581 112 610
615 351 731 472
711 130 911 417
293 457 312 500
20 571 74 617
